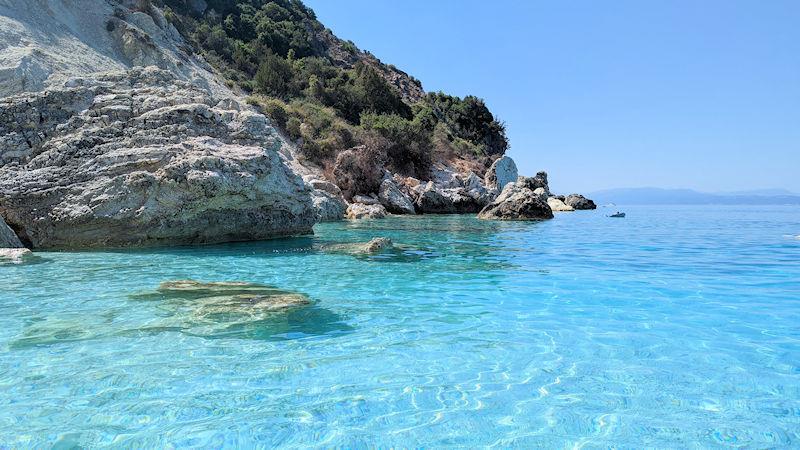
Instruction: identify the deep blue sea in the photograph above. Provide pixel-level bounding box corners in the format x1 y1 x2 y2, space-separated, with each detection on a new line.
2 206 799 448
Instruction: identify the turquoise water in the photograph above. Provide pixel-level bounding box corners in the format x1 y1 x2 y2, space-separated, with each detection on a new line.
2 206 799 448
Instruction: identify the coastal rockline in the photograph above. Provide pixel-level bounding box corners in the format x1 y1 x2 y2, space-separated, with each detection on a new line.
0 0 595 251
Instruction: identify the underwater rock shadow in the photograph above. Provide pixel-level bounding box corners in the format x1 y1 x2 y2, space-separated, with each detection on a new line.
8 281 353 350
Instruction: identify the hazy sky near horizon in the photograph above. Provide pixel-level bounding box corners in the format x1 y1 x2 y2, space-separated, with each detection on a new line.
304 0 799 193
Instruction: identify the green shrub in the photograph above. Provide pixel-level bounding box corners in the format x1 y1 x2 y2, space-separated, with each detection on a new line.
286 117 302 140
263 100 288 128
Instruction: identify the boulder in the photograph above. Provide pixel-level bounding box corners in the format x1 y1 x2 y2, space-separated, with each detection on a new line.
518 171 551 196
484 156 518 191
0 67 316 249
312 190 346 222
478 178 554 221
346 203 387 219
378 179 415 215
0 216 23 248
564 194 597 210
0 248 32 264
547 196 575 212
414 182 483 214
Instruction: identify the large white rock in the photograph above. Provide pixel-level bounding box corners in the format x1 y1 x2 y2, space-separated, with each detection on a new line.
484 156 518 191
547 196 575 212
0 0 227 98
0 67 315 249
478 177 554 221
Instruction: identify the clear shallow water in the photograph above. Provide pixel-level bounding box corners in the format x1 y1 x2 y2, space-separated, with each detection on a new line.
1 206 799 448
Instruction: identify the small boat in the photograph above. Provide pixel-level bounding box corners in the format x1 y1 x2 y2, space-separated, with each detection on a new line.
608 212 626 218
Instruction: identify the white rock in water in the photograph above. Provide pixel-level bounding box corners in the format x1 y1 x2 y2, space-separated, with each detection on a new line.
0 248 32 264
547 196 575 212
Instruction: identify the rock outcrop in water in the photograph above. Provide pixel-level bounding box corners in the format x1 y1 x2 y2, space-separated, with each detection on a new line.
478 176 555 221
564 194 597 210
0 248 32 264
0 67 315 249
320 237 393 255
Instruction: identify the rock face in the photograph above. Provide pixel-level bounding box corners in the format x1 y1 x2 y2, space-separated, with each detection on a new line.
0 67 315 249
346 203 387 219
547 197 575 212
564 194 597 210
484 156 518 191
378 179 415 215
478 178 554 221
0 215 23 248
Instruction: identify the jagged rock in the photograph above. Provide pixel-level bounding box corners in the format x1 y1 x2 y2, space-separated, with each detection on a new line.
547 196 575 212
564 194 597 210
518 171 551 196
0 67 315 249
478 179 554 221
346 203 387 219
0 215 23 248
431 164 463 189
484 156 518 191
312 190 346 222
414 181 485 214
378 179 415 215
533 188 549 200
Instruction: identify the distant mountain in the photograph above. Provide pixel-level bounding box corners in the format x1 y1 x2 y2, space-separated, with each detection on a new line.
590 188 800 205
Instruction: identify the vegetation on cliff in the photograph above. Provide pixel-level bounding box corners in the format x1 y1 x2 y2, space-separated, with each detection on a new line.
156 0 508 178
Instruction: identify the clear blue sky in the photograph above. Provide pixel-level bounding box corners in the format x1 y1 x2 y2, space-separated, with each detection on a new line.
304 0 799 193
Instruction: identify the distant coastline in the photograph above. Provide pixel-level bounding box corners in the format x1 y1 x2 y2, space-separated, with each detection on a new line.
590 187 800 205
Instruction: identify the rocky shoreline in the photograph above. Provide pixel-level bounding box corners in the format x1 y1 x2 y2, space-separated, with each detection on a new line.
0 1 595 252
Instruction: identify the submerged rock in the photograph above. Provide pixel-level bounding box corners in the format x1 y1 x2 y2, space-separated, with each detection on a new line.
547 196 575 212
484 156 518 191
478 178 554 221
564 194 597 210
154 280 309 313
346 203 387 219
320 237 394 255
0 67 315 249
